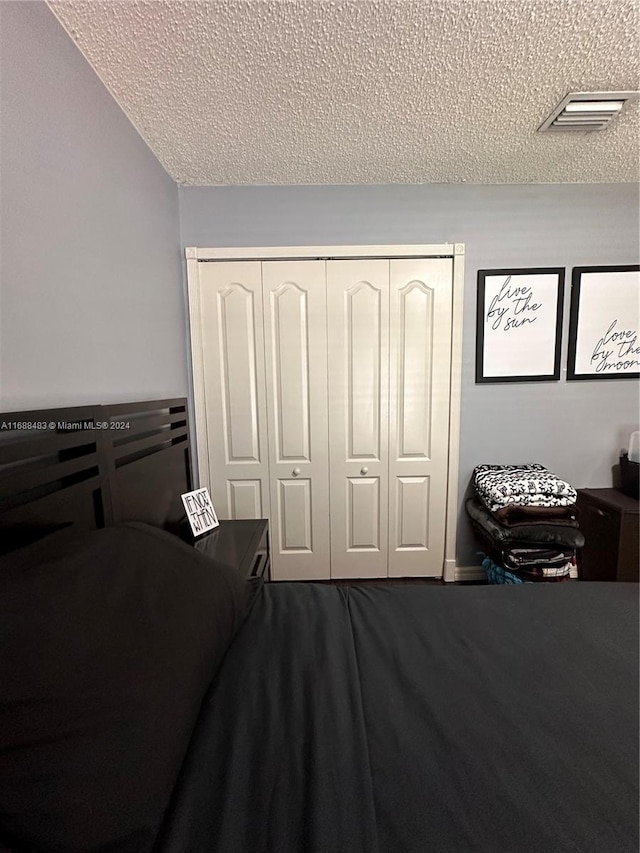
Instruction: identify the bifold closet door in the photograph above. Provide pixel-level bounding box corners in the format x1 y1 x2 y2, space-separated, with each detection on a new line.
198 261 270 520
388 258 453 577
262 261 331 580
327 260 390 578
196 254 454 581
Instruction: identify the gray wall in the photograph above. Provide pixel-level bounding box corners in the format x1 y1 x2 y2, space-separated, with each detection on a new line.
180 183 640 564
0 1 187 411
1 0 636 565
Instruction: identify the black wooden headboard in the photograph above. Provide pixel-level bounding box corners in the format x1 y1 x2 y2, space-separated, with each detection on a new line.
0 398 192 555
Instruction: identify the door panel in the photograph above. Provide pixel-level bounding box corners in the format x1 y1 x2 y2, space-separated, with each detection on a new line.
396 476 430 549
199 262 270 519
227 480 263 519
347 477 381 550
262 261 330 579
348 283 383 460
388 258 453 577
270 283 310 461
328 260 389 578
397 284 434 458
277 479 312 551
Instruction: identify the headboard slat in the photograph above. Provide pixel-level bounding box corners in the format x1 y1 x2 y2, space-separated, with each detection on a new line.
99 398 186 415
109 411 188 435
111 427 188 461
0 452 100 502
0 398 192 554
0 430 98 465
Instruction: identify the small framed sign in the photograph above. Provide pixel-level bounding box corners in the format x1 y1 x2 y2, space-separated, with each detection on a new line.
476 268 565 383
181 487 219 537
567 265 640 380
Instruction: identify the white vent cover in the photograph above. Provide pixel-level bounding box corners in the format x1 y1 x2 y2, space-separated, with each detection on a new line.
538 91 639 132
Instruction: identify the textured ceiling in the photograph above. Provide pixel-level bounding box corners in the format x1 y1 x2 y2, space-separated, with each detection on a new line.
48 0 640 185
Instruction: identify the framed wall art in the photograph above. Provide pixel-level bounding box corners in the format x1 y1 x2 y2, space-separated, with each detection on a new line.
476 268 565 383
567 265 640 380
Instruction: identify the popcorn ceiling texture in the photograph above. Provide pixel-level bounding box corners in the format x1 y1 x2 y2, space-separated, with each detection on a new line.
48 0 639 185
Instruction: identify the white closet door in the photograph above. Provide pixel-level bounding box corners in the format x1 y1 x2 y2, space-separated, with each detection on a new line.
327 260 390 578
199 261 270 520
388 258 453 577
262 261 330 580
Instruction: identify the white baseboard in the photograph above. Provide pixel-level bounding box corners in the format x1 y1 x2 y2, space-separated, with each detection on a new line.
453 564 487 583
442 558 457 583
444 559 486 583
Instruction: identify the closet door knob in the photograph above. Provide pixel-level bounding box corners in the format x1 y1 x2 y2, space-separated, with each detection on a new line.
360 467 369 475
292 468 301 477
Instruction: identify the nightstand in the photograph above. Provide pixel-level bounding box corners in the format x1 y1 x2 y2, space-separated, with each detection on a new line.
576 489 639 582
193 519 270 580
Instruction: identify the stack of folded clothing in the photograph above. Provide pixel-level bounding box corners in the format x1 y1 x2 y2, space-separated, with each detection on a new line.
466 463 584 583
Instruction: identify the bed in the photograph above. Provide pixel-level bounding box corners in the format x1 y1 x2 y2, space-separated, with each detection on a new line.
1 400 638 853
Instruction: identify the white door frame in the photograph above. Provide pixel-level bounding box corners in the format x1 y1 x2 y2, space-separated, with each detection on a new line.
185 243 465 582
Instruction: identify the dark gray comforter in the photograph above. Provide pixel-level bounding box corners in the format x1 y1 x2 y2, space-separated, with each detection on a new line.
157 582 639 853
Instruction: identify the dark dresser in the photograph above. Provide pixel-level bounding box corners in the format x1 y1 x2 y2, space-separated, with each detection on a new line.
576 489 639 582
193 519 270 580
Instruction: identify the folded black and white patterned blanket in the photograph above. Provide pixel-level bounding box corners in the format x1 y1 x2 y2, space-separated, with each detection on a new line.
473 464 577 512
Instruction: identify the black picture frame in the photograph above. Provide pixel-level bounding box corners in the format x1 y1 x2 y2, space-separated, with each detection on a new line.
476 268 565 383
567 265 640 381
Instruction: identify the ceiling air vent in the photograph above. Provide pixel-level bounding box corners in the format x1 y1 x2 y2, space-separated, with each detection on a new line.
538 91 638 132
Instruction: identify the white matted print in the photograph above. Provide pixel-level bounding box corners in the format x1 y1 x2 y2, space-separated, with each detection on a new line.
181 487 219 537
476 268 565 382
567 266 640 380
